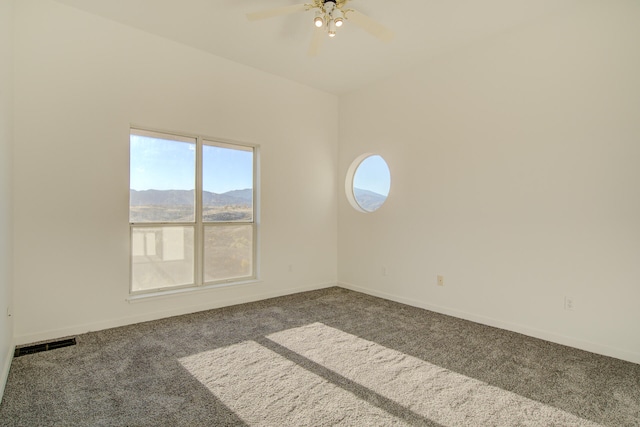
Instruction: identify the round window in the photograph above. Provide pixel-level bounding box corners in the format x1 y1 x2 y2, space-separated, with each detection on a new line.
345 154 391 212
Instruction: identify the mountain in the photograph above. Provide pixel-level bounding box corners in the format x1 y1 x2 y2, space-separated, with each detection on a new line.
203 188 252 206
130 189 194 206
130 189 252 207
353 188 387 212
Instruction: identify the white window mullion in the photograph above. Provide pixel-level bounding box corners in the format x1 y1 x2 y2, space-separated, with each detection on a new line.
195 136 204 287
253 145 260 279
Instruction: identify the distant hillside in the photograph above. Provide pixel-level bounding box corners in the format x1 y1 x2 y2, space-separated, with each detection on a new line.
353 188 387 212
203 188 252 206
130 189 252 207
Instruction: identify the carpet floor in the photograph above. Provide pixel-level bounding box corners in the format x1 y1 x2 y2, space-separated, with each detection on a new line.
0 287 638 426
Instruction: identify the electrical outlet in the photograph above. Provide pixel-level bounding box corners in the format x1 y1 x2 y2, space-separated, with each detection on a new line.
288 264 293 273
382 266 388 276
437 275 444 286
6 305 12 317
564 296 575 311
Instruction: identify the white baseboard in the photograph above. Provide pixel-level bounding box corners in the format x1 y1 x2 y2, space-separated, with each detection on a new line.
15 281 337 346
337 281 640 366
0 340 14 405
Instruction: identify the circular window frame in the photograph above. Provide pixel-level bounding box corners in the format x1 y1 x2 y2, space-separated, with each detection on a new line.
345 153 391 213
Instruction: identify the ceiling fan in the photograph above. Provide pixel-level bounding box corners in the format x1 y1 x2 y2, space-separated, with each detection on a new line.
247 0 394 56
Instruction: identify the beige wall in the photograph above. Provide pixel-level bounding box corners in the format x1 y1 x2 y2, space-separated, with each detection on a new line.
12 0 338 344
338 1 640 363
0 0 16 400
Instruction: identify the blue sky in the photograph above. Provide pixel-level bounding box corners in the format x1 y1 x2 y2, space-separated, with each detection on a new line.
203 145 253 194
353 155 391 196
130 134 253 194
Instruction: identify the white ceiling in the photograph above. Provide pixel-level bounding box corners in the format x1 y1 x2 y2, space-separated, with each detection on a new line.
52 0 580 95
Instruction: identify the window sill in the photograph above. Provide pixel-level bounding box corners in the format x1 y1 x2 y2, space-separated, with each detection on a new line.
126 279 262 303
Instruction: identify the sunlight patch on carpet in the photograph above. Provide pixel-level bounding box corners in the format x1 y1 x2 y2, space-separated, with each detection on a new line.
179 339 409 426
266 323 604 427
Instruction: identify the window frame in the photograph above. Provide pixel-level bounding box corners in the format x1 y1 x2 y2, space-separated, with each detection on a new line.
129 127 259 296
345 153 391 213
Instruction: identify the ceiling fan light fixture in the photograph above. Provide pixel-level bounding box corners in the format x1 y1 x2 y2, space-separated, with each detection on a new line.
313 11 325 28
328 19 337 37
333 9 344 27
247 0 396 55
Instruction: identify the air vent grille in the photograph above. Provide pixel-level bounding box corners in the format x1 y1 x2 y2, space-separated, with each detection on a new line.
14 338 77 357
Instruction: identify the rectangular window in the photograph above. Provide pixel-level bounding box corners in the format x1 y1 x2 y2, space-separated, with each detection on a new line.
130 128 257 294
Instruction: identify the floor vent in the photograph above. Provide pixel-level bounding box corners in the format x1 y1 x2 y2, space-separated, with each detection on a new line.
14 338 77 357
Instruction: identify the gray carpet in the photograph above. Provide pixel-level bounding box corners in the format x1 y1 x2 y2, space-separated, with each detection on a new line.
0 287 638 426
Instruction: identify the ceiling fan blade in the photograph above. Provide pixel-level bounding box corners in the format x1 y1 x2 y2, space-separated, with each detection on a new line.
345 9 394 42
308 27 325 56
246 3 308 21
